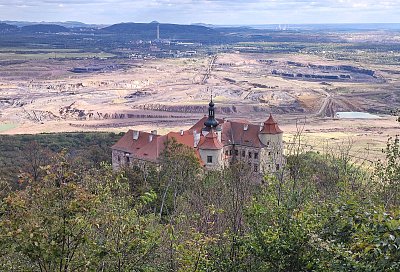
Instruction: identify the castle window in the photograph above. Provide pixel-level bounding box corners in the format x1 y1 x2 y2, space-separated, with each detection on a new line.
229 150 232 156
276 164 280 170
117 156 121 162
254 152 259 159
268 151 271 156
126 156 130 163
207 156 213 164
248 152 252 158
235 149 239 156
242 150 245 157
254 164 258 172
225 150 228 156
267 141 270 146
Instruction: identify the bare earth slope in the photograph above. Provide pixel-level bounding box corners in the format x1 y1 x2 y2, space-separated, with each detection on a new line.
0 53 399 159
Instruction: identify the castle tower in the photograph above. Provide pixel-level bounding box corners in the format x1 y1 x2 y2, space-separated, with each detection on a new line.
198 129 224 169
258 114 284 172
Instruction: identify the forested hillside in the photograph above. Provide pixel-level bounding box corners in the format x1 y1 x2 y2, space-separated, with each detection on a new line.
0 130 399 271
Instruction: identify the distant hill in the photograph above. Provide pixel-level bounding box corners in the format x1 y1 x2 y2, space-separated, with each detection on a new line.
0 20 104 28
20 24 70 33
0 23 18 33
101 23 220 42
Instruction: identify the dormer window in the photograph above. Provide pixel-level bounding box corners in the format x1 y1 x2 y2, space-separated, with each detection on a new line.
207 156 213 164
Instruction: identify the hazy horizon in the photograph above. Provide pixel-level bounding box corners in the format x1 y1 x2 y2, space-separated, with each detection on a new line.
2 0 400 25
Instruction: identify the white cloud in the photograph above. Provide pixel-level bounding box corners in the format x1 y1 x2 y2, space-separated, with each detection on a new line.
0 0 399 24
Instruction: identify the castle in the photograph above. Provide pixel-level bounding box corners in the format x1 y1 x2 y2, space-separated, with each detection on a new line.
112 98 284 173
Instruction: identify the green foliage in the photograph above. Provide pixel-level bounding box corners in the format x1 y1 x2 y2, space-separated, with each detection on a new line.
0 153 164 271
1 153 98 271
0 132 399 271
157 138 202 218
375 136 400 207
0 132 121 185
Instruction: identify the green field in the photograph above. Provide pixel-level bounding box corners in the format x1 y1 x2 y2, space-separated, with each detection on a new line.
0 123 17 132
0 51 116 60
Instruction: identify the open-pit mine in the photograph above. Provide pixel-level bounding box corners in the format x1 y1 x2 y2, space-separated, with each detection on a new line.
0 51 399 160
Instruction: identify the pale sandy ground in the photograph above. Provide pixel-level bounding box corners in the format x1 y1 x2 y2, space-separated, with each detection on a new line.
0 53 399 160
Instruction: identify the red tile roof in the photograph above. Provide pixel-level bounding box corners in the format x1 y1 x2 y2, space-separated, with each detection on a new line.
111 130 162 154
112 114 282 164
221 121 263 147
166 131 195 147
112 129 203 164
198 130 223 150
260 114 283 134
134 135 167 162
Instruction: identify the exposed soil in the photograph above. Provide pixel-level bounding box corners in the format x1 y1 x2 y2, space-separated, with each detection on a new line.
0 52 399 159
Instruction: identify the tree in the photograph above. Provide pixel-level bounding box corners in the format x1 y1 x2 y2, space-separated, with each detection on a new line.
1 153 97 271
157 138 202 219
1 153 164 272
21 141 52 182
375 136 400 207
86 164 163 272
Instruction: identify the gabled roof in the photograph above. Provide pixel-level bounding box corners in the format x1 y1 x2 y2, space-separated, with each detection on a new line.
111 130 161 154
112 113 283 165
112 130 165 162
221 121 264 147
112 129 203 164
198 130 223 150
260 114 283 134
166 131 195 147
134 135 167 162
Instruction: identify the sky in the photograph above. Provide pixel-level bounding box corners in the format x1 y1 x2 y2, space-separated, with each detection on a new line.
1 0 400 25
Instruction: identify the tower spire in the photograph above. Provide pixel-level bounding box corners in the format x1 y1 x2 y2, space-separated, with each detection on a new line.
204 89 218 128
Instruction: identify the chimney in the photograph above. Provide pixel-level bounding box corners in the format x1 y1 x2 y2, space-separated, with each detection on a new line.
149 134 153 142
244 124 249 131
180 130 184 136
194 130 200 148
133 131 140 140
151 130 157 135
259 123 264 132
